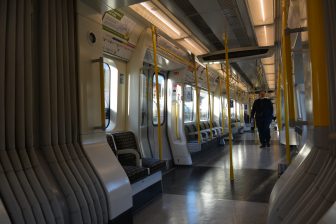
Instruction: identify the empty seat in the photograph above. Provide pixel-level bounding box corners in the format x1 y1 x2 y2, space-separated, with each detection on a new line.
108 132 166 174
106 134 149 183
122 166 149 184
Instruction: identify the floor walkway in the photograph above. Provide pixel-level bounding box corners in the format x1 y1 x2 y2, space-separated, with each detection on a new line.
134 129 286 224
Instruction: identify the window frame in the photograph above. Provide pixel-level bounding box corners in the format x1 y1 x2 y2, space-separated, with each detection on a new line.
103 62 111 128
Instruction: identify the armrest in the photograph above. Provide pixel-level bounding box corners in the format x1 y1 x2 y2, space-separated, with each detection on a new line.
117 149 142 167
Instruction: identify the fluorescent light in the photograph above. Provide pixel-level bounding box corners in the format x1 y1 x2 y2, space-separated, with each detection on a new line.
261 54 274 65
247 0 274 26
267 80 275 86
263 64 275 74
130 1 209 55
130 1 187 39
177 38 208 56
255 25 274 46
260 0 265 22
140 2 181 37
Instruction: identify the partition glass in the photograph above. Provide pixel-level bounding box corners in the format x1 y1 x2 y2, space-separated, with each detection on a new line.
200 90 209 121
153 74 165 125
104 61 118 129
184 85 194 123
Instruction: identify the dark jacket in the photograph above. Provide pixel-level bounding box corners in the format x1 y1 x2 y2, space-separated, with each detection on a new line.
251 98 273 123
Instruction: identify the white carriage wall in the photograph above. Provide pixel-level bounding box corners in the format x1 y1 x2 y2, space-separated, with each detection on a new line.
76 1 132 219
77 2 103 134
126 28 151 138
110 59 127 131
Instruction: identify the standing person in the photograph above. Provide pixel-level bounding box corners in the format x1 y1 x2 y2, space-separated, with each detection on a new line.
251 91 274 148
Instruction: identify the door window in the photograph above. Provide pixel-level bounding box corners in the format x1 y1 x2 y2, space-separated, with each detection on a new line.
153 74 165 125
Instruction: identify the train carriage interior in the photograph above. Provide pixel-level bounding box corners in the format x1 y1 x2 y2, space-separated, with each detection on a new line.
1 0 336 223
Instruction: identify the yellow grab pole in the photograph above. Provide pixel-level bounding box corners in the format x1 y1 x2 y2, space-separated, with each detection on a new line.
194 60 201 143
206 65 213 139
282 0 291 163
306 0 329 126
224 34 234 181
276 65 282 131
99 58 105 128
175 102 180 139
151 25 163 160
282 0 295 124
219 69 225 131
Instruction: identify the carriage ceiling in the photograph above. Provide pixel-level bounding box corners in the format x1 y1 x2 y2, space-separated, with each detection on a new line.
82 0 276 92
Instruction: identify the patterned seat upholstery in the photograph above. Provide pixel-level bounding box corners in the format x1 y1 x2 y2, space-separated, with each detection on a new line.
107 134 148 182
122 166 148 184
108 132 166 174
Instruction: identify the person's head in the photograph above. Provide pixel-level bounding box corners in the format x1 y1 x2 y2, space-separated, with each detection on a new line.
259 91 266 98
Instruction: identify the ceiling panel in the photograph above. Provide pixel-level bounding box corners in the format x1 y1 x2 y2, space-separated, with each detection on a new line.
236 60 262 89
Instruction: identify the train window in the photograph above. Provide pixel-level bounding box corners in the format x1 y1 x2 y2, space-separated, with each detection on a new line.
213 96 220 119
200 90 209 121
153 74 165 125
104 63 111 128
184 85 194 123
104 61 118 130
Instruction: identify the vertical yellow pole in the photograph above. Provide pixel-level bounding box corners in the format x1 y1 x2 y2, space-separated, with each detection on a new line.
151 25 163 160
194 60 201 143
276 65 282 131
175 102 180 139
306 0 329 127
99 59 105 128
282 0 295 124
225 34 234 181
206 65 213 139
220 65 225 130
282 0 292 163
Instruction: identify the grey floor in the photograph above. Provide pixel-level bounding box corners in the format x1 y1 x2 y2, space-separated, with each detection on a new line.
134 129 286 224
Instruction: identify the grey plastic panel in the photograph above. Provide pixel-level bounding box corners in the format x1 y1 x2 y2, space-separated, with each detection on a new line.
1 0 109 223
0 198 11 224
318 202 336 224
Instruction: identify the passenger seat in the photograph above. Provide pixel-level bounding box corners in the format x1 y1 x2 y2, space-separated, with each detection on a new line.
108 132 166 175
106 134 148 183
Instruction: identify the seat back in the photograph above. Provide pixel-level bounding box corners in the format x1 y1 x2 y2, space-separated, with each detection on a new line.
109 132 140 166
111 132 139 151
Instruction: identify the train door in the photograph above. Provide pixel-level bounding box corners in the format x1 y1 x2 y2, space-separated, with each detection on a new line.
140 66 172 161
